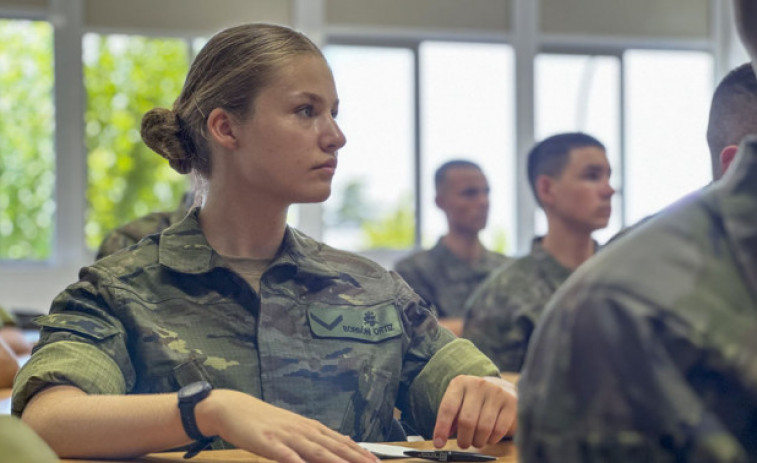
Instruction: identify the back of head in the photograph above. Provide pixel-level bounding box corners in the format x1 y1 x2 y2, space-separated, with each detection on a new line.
706 63 757 179
140 23 323 179
527 132 605 204
434 159 482 193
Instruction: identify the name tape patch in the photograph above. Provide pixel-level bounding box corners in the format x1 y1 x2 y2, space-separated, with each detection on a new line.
308 305 403 342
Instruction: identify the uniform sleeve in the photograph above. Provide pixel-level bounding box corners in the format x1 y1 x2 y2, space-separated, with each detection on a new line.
517 285 749 463
12 266 136 416
392 274 500 438
462 270 534 372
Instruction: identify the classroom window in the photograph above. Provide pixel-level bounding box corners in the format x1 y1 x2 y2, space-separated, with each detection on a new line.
420 41 516 254
535 53 622 244
323 45 416 251
83 33 191 250
0 20 55 260
624 49 713 224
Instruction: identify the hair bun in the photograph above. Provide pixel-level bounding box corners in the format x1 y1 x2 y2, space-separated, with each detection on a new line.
141 108 193 174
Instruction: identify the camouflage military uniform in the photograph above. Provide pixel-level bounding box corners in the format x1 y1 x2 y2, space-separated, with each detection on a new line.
462 238 573 372
95 193 192 260
394 239 510 318
517 137 757 462
13 209 499 444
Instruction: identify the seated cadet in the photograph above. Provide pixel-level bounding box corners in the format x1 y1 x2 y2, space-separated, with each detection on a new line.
463 133 614 372
517 3 757 460
95 191 194 259
395 160 510 336
13 23 516 462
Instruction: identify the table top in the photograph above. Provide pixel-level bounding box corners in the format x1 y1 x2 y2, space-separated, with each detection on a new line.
59 439 517 463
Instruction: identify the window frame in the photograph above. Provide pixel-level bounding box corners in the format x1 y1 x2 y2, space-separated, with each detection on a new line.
0 0 731 314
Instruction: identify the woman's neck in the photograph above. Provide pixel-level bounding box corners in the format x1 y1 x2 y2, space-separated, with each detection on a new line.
199 188 288 260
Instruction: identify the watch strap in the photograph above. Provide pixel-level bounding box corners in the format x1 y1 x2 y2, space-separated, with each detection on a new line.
179 400 209 441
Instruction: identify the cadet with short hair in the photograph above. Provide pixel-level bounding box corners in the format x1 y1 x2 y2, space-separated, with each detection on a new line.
14 23 516 462
395 160 509 336
463 132 613 372
707 62 757 179
517 2 757 460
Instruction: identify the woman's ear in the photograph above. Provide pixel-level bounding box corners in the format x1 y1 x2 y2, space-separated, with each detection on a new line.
719 145 739 177
207 108 238 150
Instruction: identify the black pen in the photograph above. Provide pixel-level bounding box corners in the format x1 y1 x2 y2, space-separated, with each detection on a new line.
404 450 496 462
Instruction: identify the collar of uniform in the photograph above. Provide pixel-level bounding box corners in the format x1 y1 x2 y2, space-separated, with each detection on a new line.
272 227 341 280
158 207 215 273
530 236 576 289
711 135 757 295
158 207 340 280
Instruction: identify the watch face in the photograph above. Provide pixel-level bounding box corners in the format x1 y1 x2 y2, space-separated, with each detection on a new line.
179 381 211 400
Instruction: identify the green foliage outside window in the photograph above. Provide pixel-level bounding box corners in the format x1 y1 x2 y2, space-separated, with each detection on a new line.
362 193 415 249
0 20 54 260
84 34 190 250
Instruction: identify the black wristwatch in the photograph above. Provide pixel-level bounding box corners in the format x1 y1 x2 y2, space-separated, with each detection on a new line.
177 381 215 459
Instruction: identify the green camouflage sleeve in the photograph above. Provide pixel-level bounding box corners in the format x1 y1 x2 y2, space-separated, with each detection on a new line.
405 338 500 438
462 270 532 372
517 287 748 462
11 265 135 416
393 273 500 438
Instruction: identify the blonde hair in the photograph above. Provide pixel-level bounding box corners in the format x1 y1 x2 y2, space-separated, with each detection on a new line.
141 23 323 178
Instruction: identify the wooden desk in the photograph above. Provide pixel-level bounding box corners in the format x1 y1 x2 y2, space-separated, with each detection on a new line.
59 439 517 463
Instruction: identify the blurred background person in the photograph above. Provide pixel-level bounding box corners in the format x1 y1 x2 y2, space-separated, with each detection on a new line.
395 160 510 336
463 132 613 371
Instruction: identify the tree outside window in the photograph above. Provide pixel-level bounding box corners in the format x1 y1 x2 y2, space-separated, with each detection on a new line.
84 34 190 250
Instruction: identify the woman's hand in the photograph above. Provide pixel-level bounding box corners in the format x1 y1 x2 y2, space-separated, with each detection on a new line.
198 389 380 463
432 375 517 449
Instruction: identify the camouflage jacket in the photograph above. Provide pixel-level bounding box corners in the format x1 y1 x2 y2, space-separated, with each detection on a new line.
462 238 572 372
13 209 499 443
394 239 510 318
517 137 757 462
95 200 190 260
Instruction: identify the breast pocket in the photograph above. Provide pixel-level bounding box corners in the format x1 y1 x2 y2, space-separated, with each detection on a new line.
339 364 396 442
306 303 404 441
